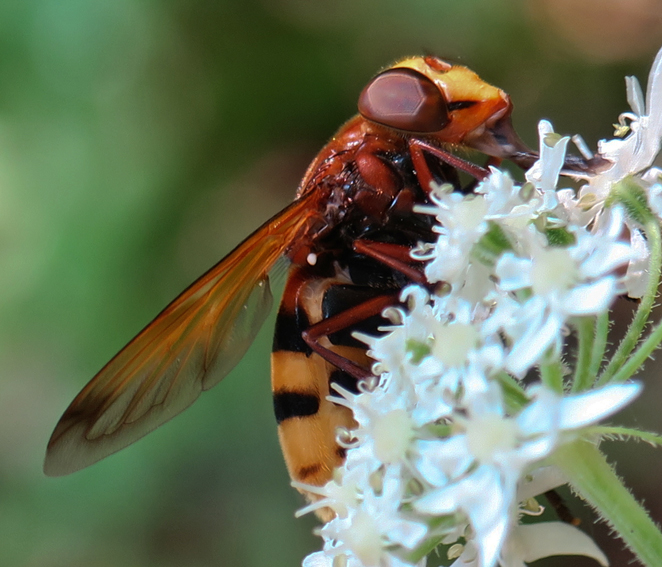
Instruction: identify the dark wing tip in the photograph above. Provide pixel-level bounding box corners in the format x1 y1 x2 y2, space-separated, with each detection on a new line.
43 408 168 476
44 419 101 476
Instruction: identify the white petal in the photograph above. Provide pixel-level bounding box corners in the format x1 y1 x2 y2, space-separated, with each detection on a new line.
596 204 625 240
649 183 662 218
506 309 562 375
470 479 511 567
625 228 651 298
414 438 473 486
516 387 560 435
508 522 608 565
495 254 532 291
303 552 333 567
517 466 568 501
386 519 428 549
416 468 514 567
645 45 662 139
414 466 496 516
525 120 569 199
626 75 645 117
512 436 556 465
415 486 456 515
580 242 632 279
563 278 617 315
560 383 642 429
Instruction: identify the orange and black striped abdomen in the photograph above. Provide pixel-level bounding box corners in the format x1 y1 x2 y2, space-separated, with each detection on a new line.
271 260 393 517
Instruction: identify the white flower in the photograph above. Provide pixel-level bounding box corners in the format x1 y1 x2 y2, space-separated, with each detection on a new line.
293 463 368 519
599 47 662 181
413 384 639 567
303 549 427 567
333 385 415 469
567 46 662 220
493 214 632 375
415 186 491 287
415 295 505 399
358 291 504 425
309 467 428 567
415 167 542 294
356 286 435 385
300 48 662 567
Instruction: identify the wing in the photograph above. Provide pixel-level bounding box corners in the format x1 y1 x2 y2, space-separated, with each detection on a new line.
44 192 319 476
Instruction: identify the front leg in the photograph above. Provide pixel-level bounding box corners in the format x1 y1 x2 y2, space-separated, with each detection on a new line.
409 137 490 193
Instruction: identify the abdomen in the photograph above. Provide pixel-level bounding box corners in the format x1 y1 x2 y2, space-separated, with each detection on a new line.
271 262 382 520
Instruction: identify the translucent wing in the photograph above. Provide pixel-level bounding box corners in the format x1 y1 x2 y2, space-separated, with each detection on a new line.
44 193 318 476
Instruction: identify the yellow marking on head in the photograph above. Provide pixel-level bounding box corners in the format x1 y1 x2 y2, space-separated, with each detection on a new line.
391 56 511 144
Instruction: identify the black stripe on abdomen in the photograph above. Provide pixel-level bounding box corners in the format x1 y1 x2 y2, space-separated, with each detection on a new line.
273 310 313 355
273 391 320 424
297 462 322 480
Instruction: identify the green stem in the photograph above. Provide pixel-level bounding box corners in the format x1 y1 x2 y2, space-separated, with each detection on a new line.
552 440 662 567
539 360 564 393
598 218 662 386
572 317 595 392
611 315 662 383
589 310 610 378
591 425 662 446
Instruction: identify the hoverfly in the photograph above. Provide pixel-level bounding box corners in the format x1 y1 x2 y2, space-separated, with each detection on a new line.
44 56 603 519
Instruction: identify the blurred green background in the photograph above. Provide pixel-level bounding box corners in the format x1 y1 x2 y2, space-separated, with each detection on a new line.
1 0 662 566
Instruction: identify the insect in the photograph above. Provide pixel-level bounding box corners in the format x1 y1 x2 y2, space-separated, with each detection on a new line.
44 56 603 519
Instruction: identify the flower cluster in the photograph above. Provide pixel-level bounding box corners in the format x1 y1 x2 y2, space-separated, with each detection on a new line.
300 48 662 567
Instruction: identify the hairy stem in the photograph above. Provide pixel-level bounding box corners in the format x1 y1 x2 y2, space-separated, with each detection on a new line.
553 440 662 567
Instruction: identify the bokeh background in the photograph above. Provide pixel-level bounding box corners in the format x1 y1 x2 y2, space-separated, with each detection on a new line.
1 1 662 566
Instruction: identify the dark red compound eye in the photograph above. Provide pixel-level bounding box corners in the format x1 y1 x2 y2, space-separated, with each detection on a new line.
358 68 450 133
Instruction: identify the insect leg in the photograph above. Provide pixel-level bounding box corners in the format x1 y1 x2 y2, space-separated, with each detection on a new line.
409 138 489 191
461 155 505 193
352 240 427 285
302 293 399 381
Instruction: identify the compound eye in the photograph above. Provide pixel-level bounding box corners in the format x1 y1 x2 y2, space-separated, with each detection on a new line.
358 68 449 133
